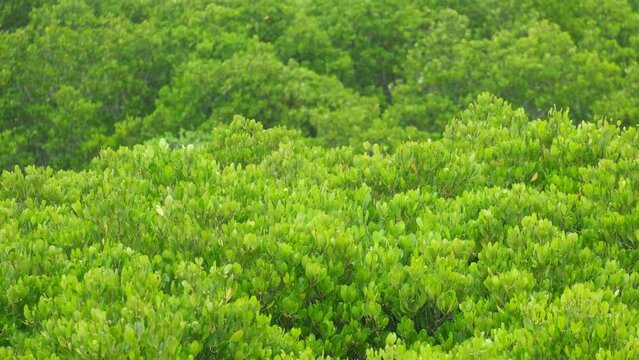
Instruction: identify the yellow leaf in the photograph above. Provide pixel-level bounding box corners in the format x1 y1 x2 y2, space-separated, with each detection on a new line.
530 172 538 182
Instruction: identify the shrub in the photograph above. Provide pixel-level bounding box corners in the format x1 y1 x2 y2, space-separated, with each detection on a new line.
2 96 638 358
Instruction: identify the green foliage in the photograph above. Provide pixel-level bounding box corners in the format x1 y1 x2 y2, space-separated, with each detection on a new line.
0 0 49 31
140 42 379 147
2 1 639 355
274 12 354 84
302 0 426 101
0 0 395 169
385 0 639 132
388 12 622 131
2 97 639 357
3 0 639 170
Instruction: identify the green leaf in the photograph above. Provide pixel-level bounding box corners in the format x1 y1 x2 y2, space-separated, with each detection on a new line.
230 330 244 342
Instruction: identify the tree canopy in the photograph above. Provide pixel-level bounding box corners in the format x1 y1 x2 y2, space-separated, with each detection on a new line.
1 0 639 169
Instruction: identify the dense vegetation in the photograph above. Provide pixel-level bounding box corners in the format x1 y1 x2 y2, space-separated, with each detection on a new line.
2 0 639 169
2 98 639 358
2 1 639 359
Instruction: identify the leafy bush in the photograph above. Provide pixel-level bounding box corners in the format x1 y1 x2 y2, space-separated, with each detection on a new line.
387 11 622 131
138 43 379 147
2 96 638 358
3 0 639 358
2 0 639 169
